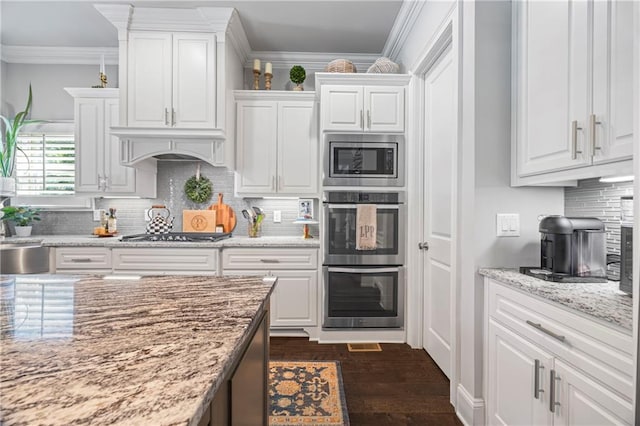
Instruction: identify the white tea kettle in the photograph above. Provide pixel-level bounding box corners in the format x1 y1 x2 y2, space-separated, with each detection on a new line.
146 205 174 234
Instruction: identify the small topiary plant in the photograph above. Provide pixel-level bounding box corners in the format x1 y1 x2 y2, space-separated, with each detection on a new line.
289 65 306 86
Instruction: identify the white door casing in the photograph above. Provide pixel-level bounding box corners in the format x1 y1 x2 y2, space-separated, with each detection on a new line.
422 45 456 379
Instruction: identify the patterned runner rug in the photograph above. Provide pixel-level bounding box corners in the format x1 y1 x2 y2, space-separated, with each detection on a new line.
269 360 350 425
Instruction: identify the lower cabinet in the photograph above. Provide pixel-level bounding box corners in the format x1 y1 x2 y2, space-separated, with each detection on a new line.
199 303 270 426
54 247 112 274
222 248 319 330
484 279 634 425
112 248 218 275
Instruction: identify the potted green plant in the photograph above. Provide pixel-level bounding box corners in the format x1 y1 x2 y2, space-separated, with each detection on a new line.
1 206 41 237
289 65 306 91
1 84 38 196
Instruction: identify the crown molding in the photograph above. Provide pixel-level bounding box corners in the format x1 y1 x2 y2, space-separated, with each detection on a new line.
222 9 251 64
245 51 380 72
1 45 118 65
382 0 427 61
94 4 132 40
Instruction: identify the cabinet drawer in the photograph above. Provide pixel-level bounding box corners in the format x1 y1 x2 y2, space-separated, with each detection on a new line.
487 279 634 400
112 248 218 275
56 247 112 270
222 248 318 270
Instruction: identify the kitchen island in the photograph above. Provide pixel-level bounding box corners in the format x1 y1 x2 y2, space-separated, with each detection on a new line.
0 274 275 425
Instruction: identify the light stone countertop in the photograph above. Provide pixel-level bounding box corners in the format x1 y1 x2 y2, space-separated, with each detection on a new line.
1 234 320 248
479 268 632 332
0 274 275 426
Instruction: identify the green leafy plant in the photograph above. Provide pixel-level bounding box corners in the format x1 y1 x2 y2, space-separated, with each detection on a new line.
289 65 306 85
184 175 213 204
1 84 40 177
1 206 41 226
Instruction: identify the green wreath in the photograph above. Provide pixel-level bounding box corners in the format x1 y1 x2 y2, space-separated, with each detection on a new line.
184 175 213 204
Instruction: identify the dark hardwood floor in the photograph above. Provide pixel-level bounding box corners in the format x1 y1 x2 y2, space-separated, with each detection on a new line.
270 337 463 426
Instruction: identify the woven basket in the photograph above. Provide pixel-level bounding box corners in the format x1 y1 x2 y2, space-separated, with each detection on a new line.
367 57 400 74
324 59 357 73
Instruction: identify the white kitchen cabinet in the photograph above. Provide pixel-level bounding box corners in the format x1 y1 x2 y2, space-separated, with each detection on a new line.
235 92 318 196
512 0 634 185
321 85 404 133
222 247 319 330
55 247 112 273
65 88 156 197
128 31 216 129
484 278 634 425
112 248 218 275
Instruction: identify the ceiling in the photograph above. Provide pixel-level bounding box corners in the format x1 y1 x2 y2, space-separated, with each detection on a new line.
0 1 404 54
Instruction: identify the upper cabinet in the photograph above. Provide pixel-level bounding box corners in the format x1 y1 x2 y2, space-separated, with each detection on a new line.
316 73 410 134
128 32 216 129
235 91 318 196
512 0 634 186
65 88 156 198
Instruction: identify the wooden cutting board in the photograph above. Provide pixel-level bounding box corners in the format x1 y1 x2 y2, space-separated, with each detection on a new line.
182 210 217 233
208 193 237 233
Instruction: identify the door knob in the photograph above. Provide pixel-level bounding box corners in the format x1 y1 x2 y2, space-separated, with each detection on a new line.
418 242 429 251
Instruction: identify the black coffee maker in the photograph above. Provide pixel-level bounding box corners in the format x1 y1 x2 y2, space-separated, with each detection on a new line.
523 216 607 282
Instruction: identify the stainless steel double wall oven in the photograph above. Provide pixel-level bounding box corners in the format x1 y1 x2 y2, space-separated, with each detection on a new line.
322 190 405 328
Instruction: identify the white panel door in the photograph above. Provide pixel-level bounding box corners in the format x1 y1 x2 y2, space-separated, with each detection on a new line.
103 98 135 193
75 98 103 192
128 32 172 127
592 0 634 164
172 33 216 128
422 49 456 378
487 320 554 426
553 359 633 425
516 0 590 176
278 101 317 194
321 85 363 132
270 270 317 328
365 86 404 132
236 101 278 194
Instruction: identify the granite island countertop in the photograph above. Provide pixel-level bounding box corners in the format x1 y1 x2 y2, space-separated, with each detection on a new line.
0 274 275 425
479 268 632 332
1 234 320 248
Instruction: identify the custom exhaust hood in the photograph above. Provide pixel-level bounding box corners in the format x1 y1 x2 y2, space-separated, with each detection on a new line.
111 127 227 167
96 4 250 169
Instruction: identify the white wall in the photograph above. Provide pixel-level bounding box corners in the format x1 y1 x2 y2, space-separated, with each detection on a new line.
396 0 565 419
2 63 118 120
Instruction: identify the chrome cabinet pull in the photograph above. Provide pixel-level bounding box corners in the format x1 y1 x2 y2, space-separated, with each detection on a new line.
418 242 429 251
549 369 561 413
103 175 109 191
526 320 566 343
279 176 283 190
590 114 602 153
271 176 275 190
360 110 364 129
571 120 583 160
165 108 169 126
172 108 176 127
367 110 371 129
260 259 279 263
534 359 545 399
71 258 92 263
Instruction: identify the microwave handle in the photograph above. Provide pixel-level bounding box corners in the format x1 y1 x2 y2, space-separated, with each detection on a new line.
326 204 400 209
328 267 401 274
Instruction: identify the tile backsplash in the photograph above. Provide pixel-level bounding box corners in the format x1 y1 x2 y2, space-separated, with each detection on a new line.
564 177 634 277
29 161 319 238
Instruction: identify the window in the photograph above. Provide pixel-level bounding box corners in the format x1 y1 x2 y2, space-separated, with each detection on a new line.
10 122 92 210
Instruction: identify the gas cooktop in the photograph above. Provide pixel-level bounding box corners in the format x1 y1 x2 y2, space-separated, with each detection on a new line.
120 232 232 242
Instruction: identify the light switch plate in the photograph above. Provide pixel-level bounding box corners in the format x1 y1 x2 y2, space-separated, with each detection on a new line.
273 210 282 223
496 213 520 237
93 209 105 222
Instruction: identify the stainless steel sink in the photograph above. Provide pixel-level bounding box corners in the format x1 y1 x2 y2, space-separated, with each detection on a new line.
0 243 50 274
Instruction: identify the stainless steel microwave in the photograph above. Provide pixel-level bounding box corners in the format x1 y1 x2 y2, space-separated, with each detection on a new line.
323 134 404 187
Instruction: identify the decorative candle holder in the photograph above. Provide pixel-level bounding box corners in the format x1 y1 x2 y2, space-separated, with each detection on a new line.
253 70 261 90
92 72 108 89
264 73 273 90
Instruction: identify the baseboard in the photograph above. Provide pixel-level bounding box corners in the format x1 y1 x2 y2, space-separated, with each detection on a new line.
456 384 485 426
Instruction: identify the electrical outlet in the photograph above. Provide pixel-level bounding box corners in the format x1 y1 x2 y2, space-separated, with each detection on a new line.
144 209 150 221
93 209 105 222
273 210 282 223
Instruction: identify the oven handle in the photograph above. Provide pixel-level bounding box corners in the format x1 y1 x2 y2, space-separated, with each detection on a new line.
326 204 400 209
327 267 402 274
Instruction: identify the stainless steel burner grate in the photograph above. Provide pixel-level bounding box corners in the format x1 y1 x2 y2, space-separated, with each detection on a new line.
120 232 232 242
